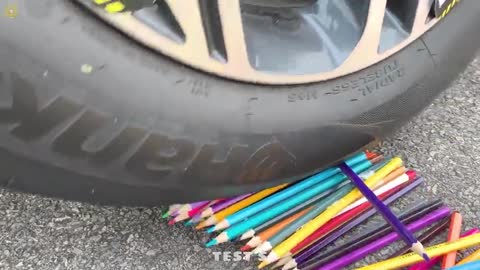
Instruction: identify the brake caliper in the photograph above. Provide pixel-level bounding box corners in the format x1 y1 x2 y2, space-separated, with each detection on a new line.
92 0 154 13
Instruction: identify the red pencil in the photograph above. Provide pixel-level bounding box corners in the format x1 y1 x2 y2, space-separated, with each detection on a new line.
290 180 407 255
441 211 463 268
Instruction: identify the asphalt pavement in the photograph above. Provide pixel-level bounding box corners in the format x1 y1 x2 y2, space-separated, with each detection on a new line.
1 57 479 270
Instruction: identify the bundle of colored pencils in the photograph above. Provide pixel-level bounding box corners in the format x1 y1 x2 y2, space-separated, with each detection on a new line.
162 151 480 269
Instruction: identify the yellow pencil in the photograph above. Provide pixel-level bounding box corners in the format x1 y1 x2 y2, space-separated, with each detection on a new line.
356 233 480 270
259 157 403 268
195 183 288 229
457 248 480 265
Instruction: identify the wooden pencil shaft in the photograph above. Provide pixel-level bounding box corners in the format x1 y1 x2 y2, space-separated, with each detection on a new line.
254 158 383 235
340 163 418 247
356 233 480 270
301 200 444 268
295 177 423 267
267 184 357 249
253 181 349 235
406 228 479 270
226 153 371 227
442 212 463 269
388 215 451 258
282 171 407 252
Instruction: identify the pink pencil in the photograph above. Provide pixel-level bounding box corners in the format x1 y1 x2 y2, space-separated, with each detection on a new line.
177 200 211 214
170 200 219 225
201 194 253 218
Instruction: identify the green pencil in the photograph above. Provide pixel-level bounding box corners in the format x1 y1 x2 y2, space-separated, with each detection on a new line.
253 183 355 254
240 158 387 241
205 160 373 247
239 181 349 241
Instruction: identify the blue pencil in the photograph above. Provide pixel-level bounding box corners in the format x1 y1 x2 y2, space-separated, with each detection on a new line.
205 160 375 246
447 260 480 270
211 152 369 231
339 162 429 261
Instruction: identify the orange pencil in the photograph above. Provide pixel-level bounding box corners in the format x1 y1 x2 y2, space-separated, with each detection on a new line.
196 183 288 230
442 211 463 269
241 207 312 251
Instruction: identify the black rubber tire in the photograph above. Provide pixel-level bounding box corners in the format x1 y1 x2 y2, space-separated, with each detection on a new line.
0 0 478 205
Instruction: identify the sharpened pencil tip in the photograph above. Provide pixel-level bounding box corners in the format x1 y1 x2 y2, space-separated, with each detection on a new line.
258 262 268 269
206 227 215 233
411 242 428 261
184 220 193 226
205 239 217 248
240 245 251 252
365 151 378 160
240 230 255 240
422 253 430 261
161 212 170 218
168 219 176 225
282 260 297 270
195 223 206 230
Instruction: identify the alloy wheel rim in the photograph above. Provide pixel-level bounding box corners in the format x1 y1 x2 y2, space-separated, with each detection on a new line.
78 0 439 85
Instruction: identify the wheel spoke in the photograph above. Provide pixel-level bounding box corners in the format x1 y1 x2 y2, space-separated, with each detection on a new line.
340 0 388 70
165 0 209 59
217 0 252 71
413 0 437 33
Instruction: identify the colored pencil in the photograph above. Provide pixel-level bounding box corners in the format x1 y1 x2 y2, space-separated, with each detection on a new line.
253 183 359 255
457 248 480 266
177 200 210 214
448 260 480 270
317 206 451 270
296 198 443 270
241 207 312 251
356 232 480 270
206 159 375 246
163 204 182 218
240 160 388 242
442 212 463 269
185 213 204 226
293 176 423 264
196 183 288 229
286 186 401 268
286 179 424 270
273 256 294 269
280 201 388 270
357 157 389 179
281 183 405 270
200 194 252 218
389 212 452 258
339 162 429 260
254 167 405 255
409 228 479 270
336 167 407 215
211 153 373 231
291 172 414 256
239 181 351 241
258 157 403 268
169 201 212 224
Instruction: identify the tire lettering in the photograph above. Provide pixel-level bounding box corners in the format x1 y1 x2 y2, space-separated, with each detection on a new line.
328 60 405 98
0 72 298 185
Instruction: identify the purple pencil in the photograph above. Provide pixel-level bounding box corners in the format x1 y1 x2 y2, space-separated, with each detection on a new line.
177 200 211 215
293 177 424 268
316 206 451 270
339 162 429 260
200 194 252 218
